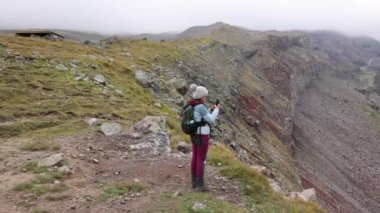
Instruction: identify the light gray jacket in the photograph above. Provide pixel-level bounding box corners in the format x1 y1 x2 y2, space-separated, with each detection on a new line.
193 104 219 135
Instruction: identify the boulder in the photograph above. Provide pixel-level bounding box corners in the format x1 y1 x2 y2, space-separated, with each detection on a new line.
55 64 68 71
93 74 106 85
38 153 64 167
87 118 100 127
177 141 190 154
101 122 123 136
134 70 160 92
192 202 206 212
58 165 70 174
168 78 188 96
127 116 171 155
133 116 166 134
300 188 317 201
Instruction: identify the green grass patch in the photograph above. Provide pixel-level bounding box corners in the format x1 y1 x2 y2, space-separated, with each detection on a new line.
16 164 67 195
23 161 49 173
159 191 247 213
0 120 61 138
97 181 143 202
45 193 72 201
21 141 60 151
14 182 66 195
34 171 65 184
207 143 323 212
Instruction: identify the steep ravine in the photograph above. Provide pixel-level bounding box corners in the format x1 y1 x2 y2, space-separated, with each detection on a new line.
172 25 380 212
290 33 380 213
240 31 380 213
293 73 380 213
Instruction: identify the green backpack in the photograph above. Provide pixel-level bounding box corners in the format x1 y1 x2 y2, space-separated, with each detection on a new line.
181 104 199 135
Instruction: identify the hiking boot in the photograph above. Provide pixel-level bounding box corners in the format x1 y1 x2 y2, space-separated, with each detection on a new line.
191 176 196 188
195 179 209 192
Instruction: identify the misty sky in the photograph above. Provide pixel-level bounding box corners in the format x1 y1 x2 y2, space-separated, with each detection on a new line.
1 0 379 39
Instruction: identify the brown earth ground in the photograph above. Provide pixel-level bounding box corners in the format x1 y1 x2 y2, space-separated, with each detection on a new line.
0 133 244 213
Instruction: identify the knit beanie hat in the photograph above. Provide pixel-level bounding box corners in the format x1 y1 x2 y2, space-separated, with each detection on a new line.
190 84 208 99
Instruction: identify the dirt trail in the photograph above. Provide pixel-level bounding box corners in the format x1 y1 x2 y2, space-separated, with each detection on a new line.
0 133 244 213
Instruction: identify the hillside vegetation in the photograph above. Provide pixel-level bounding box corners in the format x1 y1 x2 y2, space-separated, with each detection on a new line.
0 35 323 212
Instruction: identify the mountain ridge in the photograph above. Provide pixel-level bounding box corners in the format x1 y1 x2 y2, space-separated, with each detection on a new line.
0 22 379 212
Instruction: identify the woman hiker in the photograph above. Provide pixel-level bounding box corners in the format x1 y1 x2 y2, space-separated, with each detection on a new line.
187 84 220 191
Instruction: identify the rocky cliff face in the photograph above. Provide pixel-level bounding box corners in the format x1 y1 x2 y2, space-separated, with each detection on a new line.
1 23 378 212
166 23 380 212
293 33 380 213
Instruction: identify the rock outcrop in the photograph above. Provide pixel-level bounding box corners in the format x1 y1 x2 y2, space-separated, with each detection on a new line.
37 153 64 167
126 116 171 156
101 122 123 136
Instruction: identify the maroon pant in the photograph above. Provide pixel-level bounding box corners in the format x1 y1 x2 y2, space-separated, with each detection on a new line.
190 134 209 179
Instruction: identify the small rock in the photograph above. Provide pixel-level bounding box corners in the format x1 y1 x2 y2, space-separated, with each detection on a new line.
54 180 61 184
192 202 206 212
93 159 100 164
251 165 268 176
172 191 182 197
154 103 162 108
270 180 282 192
84 195 93 201
177 141 190 154
177 165 184 169
168 78 188 96
91 64 99 69
69 62 77 69
216 195 226 200
126 52 133 58
300 188 316 201
289 192 302 199
37 153 64 167
70 206 76 209
78 154 85 160
58 165 70 174
115 89 123 95
74 76 83 81
93 74 106 85
55 64 68 71
134 70 160 92
100 122 123 136
87 118 100 127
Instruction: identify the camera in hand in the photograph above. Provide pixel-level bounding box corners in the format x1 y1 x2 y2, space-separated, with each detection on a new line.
210 99 219 113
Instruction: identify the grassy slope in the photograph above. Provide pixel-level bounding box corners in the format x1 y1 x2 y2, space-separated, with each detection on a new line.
0 35 322 212
0 36 186 143
208 143 323 213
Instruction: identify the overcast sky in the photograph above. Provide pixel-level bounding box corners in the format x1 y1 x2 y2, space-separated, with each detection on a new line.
1 0 379 40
